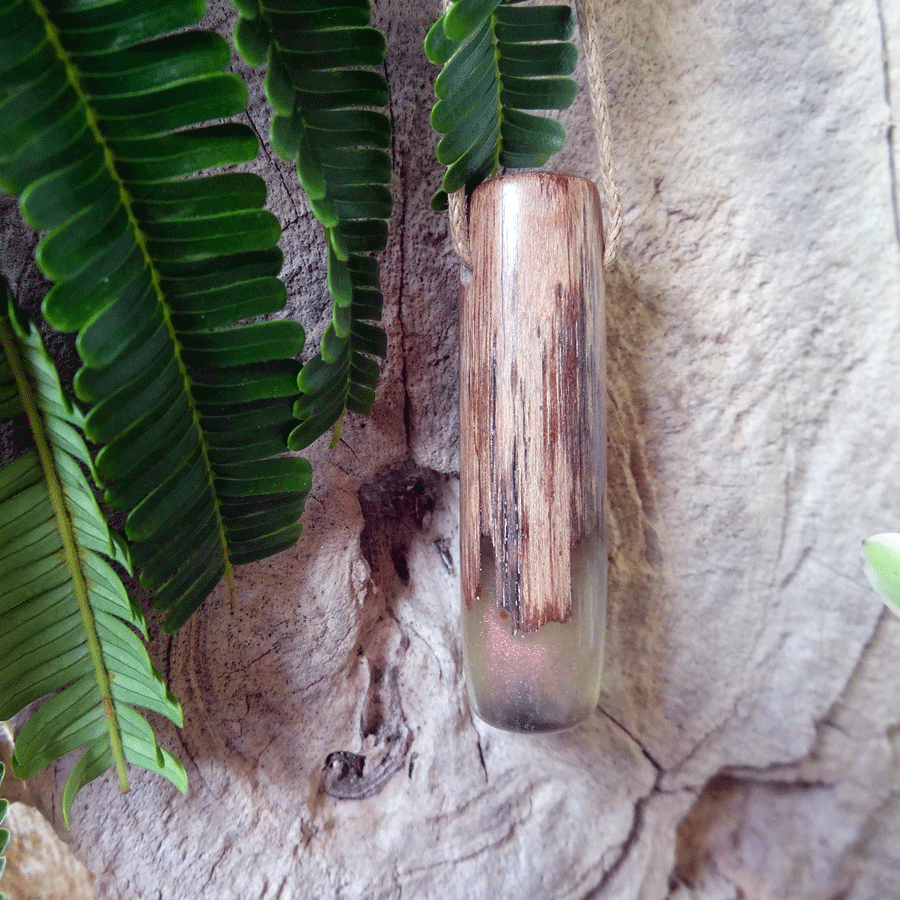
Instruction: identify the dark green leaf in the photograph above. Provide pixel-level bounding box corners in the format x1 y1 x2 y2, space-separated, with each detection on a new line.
270 109 303 162
55 0 205 55
427 2 577 199
111 124 259 182
104 424 201 512
351 322 388 359
265 6 370 32
95 73 249 138
179 319 304 366
497 41 578 78
20 150 107 232
75 279 159 370
125 451 211 542
155 561 225 633
237 0 392 443
424 13 456 66
228 522 304 566
141 520 221 588
304 109 391 148
277 26 385 60
431 59 496 133
444 0 501 42
132 173 269 222
78 31 231 89
501 76 577 110
96 394 193 487
189 360 301 404
263 51 294 115
501 107 566 154
291 69 388 109
146 209 281 261
436 87 499 165
231 0 259 20
74 318 173 402
233 11 272 66
83 355 183 445
494 3 575 41
42 236 146 333
433 17 493 101
199 396 296 432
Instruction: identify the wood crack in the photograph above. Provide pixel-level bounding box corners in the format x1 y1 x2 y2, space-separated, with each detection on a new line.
598 706 663 774
581 770 663 900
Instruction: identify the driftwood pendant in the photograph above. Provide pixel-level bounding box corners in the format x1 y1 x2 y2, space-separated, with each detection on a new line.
460 172 607 733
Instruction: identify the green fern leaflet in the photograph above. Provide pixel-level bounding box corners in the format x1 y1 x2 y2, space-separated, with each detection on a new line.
0 290 186 827
425 0 578 209
0 0 311 631
230 0 391 448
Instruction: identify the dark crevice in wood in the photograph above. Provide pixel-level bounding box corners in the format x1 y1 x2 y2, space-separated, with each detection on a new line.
356 460 445 593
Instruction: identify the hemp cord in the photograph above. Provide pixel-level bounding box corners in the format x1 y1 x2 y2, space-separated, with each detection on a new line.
441 0 475 270
441 0 623 271
576 0 623 269
447 187 473 270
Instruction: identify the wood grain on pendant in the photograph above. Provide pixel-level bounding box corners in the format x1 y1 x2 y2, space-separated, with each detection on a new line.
460 172 605 634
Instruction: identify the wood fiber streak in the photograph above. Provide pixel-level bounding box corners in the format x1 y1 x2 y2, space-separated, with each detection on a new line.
460 173 604 633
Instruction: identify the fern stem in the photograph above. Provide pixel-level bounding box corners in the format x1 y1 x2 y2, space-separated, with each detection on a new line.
0 316 130 794
29 0 238 605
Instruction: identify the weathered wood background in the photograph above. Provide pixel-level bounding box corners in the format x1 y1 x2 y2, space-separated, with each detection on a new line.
3 0 900 897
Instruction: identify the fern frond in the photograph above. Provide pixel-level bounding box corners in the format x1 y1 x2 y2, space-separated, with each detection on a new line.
0 288 186 827
230 0 392 448
0 0 311 631
425 0 578 209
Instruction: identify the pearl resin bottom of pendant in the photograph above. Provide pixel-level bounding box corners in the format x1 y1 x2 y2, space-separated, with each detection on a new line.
462 534 606 733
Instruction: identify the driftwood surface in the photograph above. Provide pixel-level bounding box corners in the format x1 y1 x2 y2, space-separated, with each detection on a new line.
2 0 900 898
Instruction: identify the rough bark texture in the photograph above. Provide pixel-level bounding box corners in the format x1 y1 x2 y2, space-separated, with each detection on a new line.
2 0 900 898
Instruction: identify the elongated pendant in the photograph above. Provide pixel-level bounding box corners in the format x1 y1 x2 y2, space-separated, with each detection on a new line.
460 172 607 733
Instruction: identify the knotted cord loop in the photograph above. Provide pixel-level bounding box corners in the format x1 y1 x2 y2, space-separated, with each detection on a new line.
442 0 474 270
576 0 623 269
448 187 473 270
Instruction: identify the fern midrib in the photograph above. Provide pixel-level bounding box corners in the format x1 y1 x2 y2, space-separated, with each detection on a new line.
31 0 237 600
0 315 130 793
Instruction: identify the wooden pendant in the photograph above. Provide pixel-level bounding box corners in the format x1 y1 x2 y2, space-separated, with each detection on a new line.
460 172 607 733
